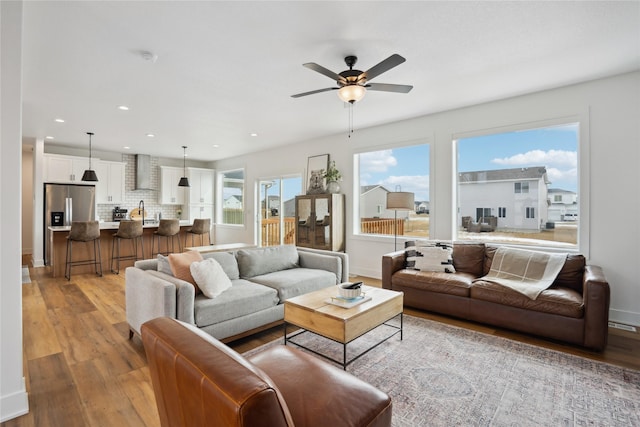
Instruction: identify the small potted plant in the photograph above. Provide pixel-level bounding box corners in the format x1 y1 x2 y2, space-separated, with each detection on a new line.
176 208 182 219
324 161 342 194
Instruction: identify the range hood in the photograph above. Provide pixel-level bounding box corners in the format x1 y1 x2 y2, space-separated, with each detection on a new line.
135 154 154 190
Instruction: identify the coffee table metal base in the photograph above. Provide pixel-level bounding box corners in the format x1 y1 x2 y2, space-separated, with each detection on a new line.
284 313 403 370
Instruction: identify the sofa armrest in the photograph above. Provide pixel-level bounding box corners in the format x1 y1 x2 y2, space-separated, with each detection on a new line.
381 251 406 290
298 251 342 284
582 265 610 351
125 267 178 336
297 247 349 283
145 271 196 325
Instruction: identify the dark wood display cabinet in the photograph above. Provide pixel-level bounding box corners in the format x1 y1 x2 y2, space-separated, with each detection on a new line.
295 194 345 252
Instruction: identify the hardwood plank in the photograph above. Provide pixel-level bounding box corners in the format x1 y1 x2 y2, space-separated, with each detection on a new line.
117 367 160 427
26 353 89 427
22 285 62 360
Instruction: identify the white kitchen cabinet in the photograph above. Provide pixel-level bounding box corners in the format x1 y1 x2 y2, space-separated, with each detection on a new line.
188 167 214 204
186 204 214 222
95 160 125 204
44 154 94 183
159 166 186 205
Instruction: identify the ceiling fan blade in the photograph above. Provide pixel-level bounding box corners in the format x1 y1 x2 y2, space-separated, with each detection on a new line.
366 83 413 93
303 62 346 83
291 87 338 98
360 54 406 82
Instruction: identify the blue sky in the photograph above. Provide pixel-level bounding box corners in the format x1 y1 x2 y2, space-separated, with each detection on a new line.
359 123 578 201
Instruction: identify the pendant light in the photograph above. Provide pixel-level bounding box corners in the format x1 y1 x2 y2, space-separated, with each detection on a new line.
81 132 98 181
178 145 190 187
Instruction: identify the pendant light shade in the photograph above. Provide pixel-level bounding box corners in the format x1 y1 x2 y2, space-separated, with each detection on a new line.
178 145 190 187
81 132 98 182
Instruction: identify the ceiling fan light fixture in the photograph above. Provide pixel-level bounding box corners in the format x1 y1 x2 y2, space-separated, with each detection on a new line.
337 85 366 104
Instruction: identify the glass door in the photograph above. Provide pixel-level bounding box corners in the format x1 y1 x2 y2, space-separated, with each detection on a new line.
258 175 302 247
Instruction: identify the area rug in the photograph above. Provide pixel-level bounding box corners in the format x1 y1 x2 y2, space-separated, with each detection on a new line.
22 266 31 284
245 315 640 427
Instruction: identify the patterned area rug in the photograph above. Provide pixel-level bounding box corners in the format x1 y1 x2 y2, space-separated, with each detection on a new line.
245 315 640 426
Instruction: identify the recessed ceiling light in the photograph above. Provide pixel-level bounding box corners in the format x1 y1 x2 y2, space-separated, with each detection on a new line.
54 118 65 123
123 146 130 150
250 133 258 137
45 136 54 140
118 105 129 111
146 133 155 138
213 144 220 148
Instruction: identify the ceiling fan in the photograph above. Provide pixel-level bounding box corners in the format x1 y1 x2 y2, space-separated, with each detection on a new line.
291 54 413 103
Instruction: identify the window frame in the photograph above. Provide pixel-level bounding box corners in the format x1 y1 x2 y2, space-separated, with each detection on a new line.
217 168 246 227
452 114 589 255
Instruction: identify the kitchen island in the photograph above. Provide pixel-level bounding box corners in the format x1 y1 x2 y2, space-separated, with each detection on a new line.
48 220 195 278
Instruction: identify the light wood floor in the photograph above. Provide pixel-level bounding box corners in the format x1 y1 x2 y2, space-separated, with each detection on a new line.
4 260 639 426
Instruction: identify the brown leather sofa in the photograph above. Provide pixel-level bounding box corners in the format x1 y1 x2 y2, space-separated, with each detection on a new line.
382 243 610 351
141 317 392 427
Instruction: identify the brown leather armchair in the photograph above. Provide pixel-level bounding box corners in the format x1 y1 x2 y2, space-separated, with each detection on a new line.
141 317 392 427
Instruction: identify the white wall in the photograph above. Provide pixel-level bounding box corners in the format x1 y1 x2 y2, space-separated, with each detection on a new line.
1 0 30 421
214 71 640 327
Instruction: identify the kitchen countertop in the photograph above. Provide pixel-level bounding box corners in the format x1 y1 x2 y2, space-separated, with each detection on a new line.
48 219 192 231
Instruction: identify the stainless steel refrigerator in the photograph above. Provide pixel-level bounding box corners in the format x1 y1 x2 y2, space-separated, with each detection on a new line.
44 183 96 266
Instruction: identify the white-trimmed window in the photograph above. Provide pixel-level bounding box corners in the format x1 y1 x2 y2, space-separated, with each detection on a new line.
355 143 429 238
456 123 579 248
218 169 244 225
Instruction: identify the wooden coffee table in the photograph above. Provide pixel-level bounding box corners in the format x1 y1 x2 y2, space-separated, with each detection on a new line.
284 285 403 369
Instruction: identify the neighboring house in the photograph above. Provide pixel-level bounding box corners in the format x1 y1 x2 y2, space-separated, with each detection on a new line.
458 166 549 231
282 198 296 218
360 185 416 219
416 201 430 214
223 195 243 210
547 188 578 221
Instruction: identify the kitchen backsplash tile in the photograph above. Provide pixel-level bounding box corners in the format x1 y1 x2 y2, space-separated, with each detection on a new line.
96 154 183 221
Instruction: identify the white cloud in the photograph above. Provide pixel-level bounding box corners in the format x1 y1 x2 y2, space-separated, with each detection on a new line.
492 149 577 168
380 175 429 200
546 167 577 184
360 149 397 173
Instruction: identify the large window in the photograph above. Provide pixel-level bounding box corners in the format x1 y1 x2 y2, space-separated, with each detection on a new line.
258 176 302 246
219 169 244 225
356 143 429 239
456 123 579 248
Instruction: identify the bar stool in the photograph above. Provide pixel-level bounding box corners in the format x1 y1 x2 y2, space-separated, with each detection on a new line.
152 219 182 256
65 221 102 280
184 218 211 247
111 220 144 274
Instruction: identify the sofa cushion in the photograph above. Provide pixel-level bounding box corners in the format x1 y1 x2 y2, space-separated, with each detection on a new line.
156 254 173 276
237 245 299 279
190 258 233 299
194 279 279 327
249 268 336 301
168 251 204 291
203 251 240 280
391 269 474 297
470 280 584 318
452 243 485 277
553 254 586 293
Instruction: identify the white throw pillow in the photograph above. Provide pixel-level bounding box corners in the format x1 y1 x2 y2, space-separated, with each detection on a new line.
413 245 456 273
190 258 232 298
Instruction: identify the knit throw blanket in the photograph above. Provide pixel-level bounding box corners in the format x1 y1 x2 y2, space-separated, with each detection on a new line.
478 247 567 300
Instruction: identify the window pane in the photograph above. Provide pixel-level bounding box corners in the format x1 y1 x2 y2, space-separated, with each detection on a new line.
357 144 429 239
221 169 244 225
457 123 578 247
259 176 302 246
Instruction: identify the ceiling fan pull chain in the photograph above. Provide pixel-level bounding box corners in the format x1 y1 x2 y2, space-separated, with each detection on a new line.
348 103 354 138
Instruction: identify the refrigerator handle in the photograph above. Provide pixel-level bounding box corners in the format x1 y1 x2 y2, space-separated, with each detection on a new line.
65 197 73 225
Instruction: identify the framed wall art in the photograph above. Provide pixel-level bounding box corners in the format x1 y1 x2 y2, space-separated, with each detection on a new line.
306 154 329 194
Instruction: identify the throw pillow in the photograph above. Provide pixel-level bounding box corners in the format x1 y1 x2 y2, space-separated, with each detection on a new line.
156 254 173 276
406 241 456 273
190 258 233 299
404 240 418 268
168 251 204 292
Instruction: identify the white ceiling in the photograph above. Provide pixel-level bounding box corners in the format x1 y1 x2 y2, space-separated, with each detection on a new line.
21 1 640 161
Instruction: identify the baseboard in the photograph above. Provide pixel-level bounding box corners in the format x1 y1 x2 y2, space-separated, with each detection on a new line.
31 258 44 268
0 378 29 423
350 265 381 280
609 308 640 328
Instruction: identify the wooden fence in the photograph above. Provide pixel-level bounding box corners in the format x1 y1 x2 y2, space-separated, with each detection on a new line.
360 218 405 235
261 217 296 247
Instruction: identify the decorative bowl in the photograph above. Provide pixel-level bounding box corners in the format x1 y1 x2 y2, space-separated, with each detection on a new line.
338 283 363 299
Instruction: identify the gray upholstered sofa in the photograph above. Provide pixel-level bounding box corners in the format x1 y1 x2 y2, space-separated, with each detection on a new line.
126 245 348 342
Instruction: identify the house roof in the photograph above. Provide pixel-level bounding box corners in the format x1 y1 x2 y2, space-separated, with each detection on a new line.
19 2 640 161
458 167 548 184
360 185 390 195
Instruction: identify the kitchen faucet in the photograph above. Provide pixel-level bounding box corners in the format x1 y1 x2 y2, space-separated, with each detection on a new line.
139 200 145 225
